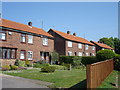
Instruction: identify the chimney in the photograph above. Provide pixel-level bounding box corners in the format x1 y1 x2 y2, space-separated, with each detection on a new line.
67 31 70 34
28 21 32 26
73 33 76 36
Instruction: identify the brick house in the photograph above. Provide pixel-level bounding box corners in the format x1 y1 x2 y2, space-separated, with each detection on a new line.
48 29 96 56
0 18 54 66
90 41 114 52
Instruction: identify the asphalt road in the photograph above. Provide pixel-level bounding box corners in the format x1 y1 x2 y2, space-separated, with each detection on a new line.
0 74 52 89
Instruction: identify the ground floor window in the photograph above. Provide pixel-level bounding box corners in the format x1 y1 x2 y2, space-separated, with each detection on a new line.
28 51 33 60
78 52 82 56
20 50 26 60
86 52 89 56
0 48 16 59
68 51 72 56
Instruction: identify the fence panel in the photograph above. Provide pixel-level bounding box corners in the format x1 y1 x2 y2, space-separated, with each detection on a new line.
86 59 113 88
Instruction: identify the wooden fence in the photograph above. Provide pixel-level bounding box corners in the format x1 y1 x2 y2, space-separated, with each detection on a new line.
86 59 114 88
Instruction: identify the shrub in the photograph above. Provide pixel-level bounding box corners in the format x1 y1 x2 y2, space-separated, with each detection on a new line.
14 59 19 66
19 61 25 67
59 56 75 64
10 65 18 70
25 60 31 67
81 56 98 66
41 66 56 73
72 56 82 67
2 65 11 71
33 63 50 68
61 63 71 70
96 49 116 61
51 51 59 64
114 54 120 71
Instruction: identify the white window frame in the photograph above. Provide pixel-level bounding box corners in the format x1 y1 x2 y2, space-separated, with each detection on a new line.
85 45 89 50
42 38 48 46
68 51 72 56
92 53 95 56
28 51 33 60
68 41 72 47
102 48 105 50
0 33 6 40
21 34 26 43
78 52 82 56
28 35 33 44
20 51 25 59
78 43 82 49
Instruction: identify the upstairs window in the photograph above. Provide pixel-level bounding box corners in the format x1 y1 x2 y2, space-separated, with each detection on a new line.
21 34 26 43
68 41 72 47
20 50 26 59
42 38 48 46
85 45 89 50
68 51 72 56
78 43 82 49
28 51 33 60
0 30 6 40
28 35 33 44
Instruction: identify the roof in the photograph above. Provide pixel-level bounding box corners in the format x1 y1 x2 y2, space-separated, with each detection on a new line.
0 18 53 38
50 29 94 45
91 41 114 49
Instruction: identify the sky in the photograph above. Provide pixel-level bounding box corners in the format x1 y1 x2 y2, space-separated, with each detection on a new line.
2 2 118 41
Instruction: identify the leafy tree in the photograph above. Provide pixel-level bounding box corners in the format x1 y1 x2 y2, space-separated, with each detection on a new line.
51 51 59 64
99 37 120 54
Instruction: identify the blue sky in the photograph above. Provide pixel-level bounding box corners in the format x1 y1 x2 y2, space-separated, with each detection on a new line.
2 2 118 41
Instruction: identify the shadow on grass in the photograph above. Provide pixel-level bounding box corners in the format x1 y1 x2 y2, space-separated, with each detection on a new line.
68 79 87 90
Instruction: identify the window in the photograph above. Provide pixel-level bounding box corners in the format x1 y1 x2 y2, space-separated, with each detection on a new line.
28 51 33 60
78 43 82 49
68 41 72 47
78 52 82 56
102 48 104 50
42 38 48 46
85 45 89 50
86 52 89 56
21 34 26 43
68 51 72 56
0 30 6 40
20 50 26 59
92 46 95 50
28 35 33 43
0 48 16 59
92 53 95 56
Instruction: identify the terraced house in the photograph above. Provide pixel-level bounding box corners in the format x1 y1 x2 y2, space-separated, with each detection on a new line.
90 41 114 52
48 29 96 56
0 18 54 65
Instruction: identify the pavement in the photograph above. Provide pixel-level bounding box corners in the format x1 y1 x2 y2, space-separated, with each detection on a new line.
0 74 53 89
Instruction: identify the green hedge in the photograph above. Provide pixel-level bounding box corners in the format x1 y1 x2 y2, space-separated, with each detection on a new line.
96 49 115 61
33 63 50 68
81 56 98 66
114 54 120 71
59 56 98 66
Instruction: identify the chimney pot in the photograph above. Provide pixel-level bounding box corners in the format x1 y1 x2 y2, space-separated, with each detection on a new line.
73 33 76 36
67 31 70 34
28 21 32 26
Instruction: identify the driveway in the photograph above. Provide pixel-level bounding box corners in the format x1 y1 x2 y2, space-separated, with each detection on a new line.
0 74 52 89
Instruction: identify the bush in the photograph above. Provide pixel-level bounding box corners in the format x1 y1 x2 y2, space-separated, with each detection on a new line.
19 61 25 67
10 65 18 70
25 60 31 67
61 63 71 70
33 63 50 68
114 54 120 71
41 66 56 73
59 56 75 64
14 59 19 66
96 49 116 61
51 51 59 64
81 56 98 66
2 65 11 71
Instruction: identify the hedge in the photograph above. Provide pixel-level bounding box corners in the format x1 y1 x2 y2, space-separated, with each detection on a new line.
114 54 120 71
96 49 115 61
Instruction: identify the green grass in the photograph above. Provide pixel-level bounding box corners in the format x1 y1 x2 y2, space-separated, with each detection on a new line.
2 69 86 88
98 70 119 88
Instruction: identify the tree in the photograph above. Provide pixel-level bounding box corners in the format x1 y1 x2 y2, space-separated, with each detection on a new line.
51 51 59 64
99 37 120 54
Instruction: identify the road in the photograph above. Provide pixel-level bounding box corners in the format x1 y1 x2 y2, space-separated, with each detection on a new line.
0 74 52 89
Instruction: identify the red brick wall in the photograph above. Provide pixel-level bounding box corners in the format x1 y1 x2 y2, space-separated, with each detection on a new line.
1 30 54 61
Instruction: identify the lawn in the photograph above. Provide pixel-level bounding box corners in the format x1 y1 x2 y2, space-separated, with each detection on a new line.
98 70 119 88
2 69 86 88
